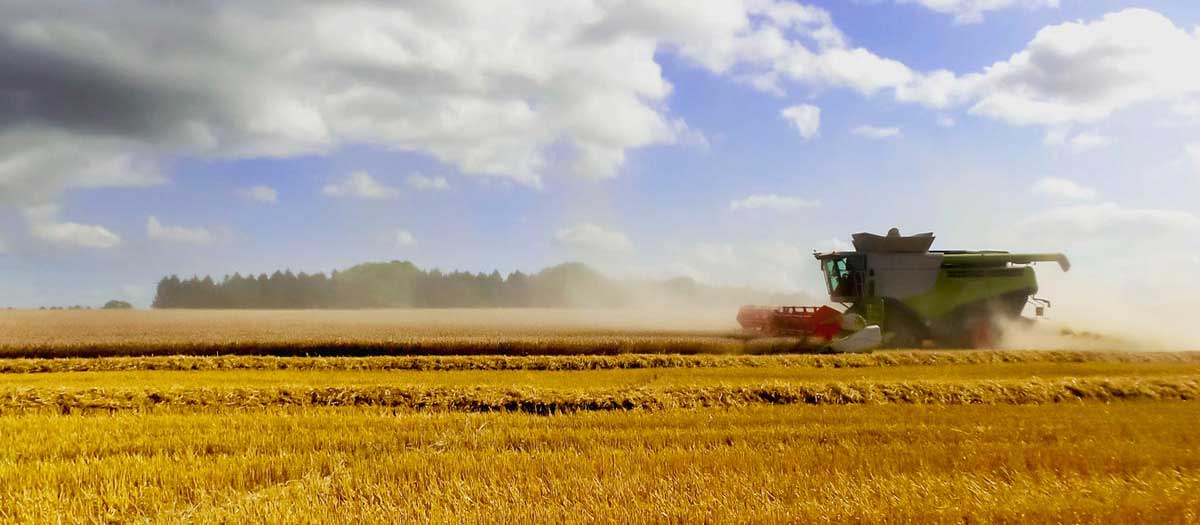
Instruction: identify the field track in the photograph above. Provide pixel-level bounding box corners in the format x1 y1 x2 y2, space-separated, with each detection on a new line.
0 350 1195 373
0 337 795 359
0 376 1195 415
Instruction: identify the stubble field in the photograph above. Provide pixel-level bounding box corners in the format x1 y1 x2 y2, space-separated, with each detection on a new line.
0 309 1197 523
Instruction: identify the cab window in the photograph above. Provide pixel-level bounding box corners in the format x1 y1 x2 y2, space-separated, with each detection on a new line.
826 258 857 296
824 260 840 292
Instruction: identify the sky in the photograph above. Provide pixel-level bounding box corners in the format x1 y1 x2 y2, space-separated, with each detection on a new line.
1 0 1199 328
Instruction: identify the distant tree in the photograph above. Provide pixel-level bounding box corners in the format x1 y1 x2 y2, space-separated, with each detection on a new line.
152 275 183 308
504 270 531 307
148 260 811 309
102 300 134 310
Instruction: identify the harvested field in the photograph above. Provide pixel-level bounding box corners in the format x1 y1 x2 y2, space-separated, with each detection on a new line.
0 376 1196 415
1 403 1197 523
0 360 1196 388
1 349 1197 374
0 309 1196 523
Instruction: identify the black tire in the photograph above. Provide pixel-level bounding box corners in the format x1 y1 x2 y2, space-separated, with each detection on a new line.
879 300 928 349
882 314 923 349
941 292 1029 348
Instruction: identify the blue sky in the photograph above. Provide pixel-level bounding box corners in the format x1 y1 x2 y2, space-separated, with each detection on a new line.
1 0 1199 325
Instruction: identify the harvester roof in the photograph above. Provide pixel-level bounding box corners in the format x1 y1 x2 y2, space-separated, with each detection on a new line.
850 230 934 253
813 228 1070 272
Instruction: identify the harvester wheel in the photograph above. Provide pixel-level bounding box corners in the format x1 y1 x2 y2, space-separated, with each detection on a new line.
849 301 925 349
967 318 997 348
882 314 923 349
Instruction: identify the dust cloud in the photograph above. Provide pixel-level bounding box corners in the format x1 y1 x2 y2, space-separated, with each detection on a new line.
1010 271 1200 351
997 318 1149 352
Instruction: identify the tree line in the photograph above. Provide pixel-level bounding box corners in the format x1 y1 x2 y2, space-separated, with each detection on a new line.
152 260 807 309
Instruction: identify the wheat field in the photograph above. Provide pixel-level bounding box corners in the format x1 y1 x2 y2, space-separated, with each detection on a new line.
0 309 1196 523
3 404 1197 523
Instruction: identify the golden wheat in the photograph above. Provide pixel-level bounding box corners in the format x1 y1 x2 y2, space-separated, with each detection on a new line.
3 359 1197 389
1 309 1196 523
0 350 1196 374
0 376 1194 415
0 403 1196 523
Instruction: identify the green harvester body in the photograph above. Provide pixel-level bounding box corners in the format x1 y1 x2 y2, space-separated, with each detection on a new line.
815 231 1069 347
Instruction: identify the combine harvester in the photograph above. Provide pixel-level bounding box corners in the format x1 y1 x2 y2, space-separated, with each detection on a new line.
738 229 1069 352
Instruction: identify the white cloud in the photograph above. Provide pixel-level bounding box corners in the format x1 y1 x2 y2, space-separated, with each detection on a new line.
1045 130 1112 151
1174 101 1200 119
554 223 632 253
1 0 773 193
406 175 450 191
791 48 916 97
873 9 1200 133
894 69 975 109
1068 132 1112 151
146 216 213 245
892 5 1200 126
395 229 415 247
1031 178 1098 201
0 0 951 200
22 205 121 249
966 9 1200 126
729 194 821 212
937 116 957 128
1042 129 1067 146
322 171 399 200
1188 143 1200 174
898 0 1060 24
238 185 278 203
31 222 122 249
6 2 1193 217
851 125 902 139
670 119 711 150
780 104 821 139
1021 203 1200 238
0 128 163 206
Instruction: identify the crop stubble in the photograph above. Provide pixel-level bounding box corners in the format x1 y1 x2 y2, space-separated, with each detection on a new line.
1 403 1197 523
0 309 1196 523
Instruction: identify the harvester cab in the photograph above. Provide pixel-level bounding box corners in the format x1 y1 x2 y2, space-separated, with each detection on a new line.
738 229 1070 351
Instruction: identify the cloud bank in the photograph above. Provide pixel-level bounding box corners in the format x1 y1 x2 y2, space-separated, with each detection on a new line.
898 0 1060 24
23 206 120 249
147 216 213 245
407 175 450 191
322 172 399 200
780 104 821 139
238 185 278 204
729 194 821 212
1031 178 1097 201
3 3 1195 210
555 223 632 253
851 125 902 139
